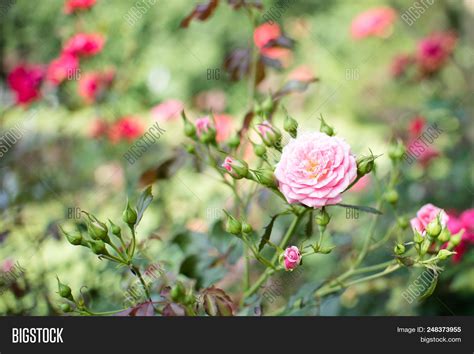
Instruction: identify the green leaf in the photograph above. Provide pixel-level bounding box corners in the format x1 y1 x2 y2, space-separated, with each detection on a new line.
335 203 383 215
418 269 439 302
258 214 280 252
136 186 153 225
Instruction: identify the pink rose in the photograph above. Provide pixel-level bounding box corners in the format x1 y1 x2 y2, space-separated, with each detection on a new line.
351 7 397 40
410 203 449 235
416 32 457 75
88 118 109 139
460 209 474 232
274 132 357 208
64 0 96 14
108 116 144 143
46 53 79 85
62 33 105 57
151 99 184 121
253 23 292 63
283 246 301 271
7 64 44 105
195 116 212 137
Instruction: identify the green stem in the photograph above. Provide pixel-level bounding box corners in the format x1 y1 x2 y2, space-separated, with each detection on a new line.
131 265 152 303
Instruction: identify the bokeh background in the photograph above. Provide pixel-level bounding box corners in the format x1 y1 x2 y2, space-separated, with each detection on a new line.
0 0 473 315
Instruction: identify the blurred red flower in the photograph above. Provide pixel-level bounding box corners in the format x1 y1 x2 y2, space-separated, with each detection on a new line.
78 70 115 104
390 54 414 78
62 33 105 57
88 118 109 138
351 7 396 40
46 53 79 85
7 64 44 105
416 32 457 75
447 209 474 262
108 116 144 143
64 0 96 14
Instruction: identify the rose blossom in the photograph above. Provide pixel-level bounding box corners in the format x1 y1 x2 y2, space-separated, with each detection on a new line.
351 7 397 39
283 246 301 271
253 23 291 63
64 0 96 14
410 203 449 235
78 70 114 104
151 99 184 121
62 33 105 57
274 132 357 208
446 209 474 262
88 118 109 139
46 53 79 85
7 64 44 105
416 32 457 74
195 115 233 143
108 116 144 143
390 54 414 78
195 116 212 137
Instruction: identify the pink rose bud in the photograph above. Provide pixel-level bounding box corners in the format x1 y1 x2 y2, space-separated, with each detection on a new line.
257 120 281 147
283 246 301 271
222 156 248 179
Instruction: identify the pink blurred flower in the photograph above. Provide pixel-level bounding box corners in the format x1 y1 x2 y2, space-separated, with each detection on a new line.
406 116 440 166
195 116 212 137
351 174 371 193
410 203 448 235
253 23 292 62
78 70 114 104
88 118 109 139
62 33 105 57
460 209 474 235
64 0 96 14
408 116 426 137
274 132 357 208
46 53 79 85
151 99 184 121
283 246 301 271
7 64 44 105
416 32 457 75
108 116 144 143
288 65 316 82
446 209 474 262
390 54 414 78
351 7 397 40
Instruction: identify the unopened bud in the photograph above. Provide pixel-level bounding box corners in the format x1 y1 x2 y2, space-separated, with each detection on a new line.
60 303 73 313
426 216 442 238
261 96 273 114
252 168 277 188
256 121 281 147
184 144 196 154
315 208 330 227
283 107 298 138
89 240 109 256
170 283 186 302
108 219 121 237
122 201 138 226
86 214 109 242
224 211 242 235
450 231 463 247
221 156 249 179
397 217 409 230
319 114 334 136
414 230 424 243
57 277 74 302
388 139 406 162
228 135 241 149
384 189 399 205
394 243 406 255
182 111 196 138
438 228 450 243
241 222 253 234
60 227 83 246
437 249 454 260
420 238 430 256
253 143 267 158
356 154 375 177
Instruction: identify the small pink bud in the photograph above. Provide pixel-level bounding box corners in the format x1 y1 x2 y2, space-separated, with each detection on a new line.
283 246 301 271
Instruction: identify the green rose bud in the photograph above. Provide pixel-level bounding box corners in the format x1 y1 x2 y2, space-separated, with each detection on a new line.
60 227 83 246
182 111 196 138
315 208 330 227
450 231 463 247
122 201 138 226
438 228 450 243
356 154 376 177
384 189 399 205
89 240 109 256
253 144 267 158
388 139 406 162
414 230 424 243
86 214 109 242
397 217 409 230
56 277 74 302
241 222 253 234
200 128 217 145
108 219 121 237
184 144 196 154
251 168 277 188
228 135 241 149
224 211 242 235
319 114 334 136
261 96 273 114
283 107 298 138
426 216 442 238
256 121 282 148
170 283 186 302
420 238 430 256
437 249 454 260
394 243 406 255
60 303 73 313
